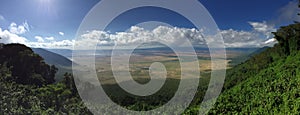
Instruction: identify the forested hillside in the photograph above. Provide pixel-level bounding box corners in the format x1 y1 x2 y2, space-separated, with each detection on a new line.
208 23 300 114
0 44 91 114
32 48 73 81
1 20 299 115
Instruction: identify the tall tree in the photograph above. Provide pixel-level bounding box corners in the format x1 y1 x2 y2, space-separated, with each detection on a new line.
0 44 57 86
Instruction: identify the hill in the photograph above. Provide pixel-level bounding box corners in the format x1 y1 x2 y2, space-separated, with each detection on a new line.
32 48 72 81
207 23 300 114
226 47 261 66
32 48 72 67
46 49 73 60
0 43 91 114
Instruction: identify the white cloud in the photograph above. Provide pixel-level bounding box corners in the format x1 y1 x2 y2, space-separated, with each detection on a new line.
34 36 55 42
264 38 277 44
221 29 262 47
0 28 28 44
77 26 205 49
8 21 30 35
249 21 272 33
0 21 278 49
28 40 74 49
221 21 277 47
34 36 44 43
249 21 276 39
45 36 55 41
76 24 277 49
59 32 64 36
0 21 73 49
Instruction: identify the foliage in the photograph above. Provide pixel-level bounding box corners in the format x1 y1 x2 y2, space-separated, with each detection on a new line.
0 44 57 86
207 23 300 114
2 21 300 114
0 44 92 114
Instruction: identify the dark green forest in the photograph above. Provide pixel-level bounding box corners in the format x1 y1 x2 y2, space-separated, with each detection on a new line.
207 22 300 114
1 5 300 114
0 44 91 114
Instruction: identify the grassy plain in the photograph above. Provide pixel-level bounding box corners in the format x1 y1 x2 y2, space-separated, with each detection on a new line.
74 48 253 113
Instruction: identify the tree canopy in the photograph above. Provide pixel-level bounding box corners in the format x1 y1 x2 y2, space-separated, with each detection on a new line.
0 44 57 86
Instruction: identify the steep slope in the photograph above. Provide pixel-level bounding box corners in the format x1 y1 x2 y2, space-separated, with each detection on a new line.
0 44 91 114
32 48 72 67
0 44 57 86
32 48 72 81
226 47 262 66
247 46 270 57
209 23 300 114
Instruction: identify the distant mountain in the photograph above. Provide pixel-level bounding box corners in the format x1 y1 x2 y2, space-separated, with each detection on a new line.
32 48 72 67
32 48 72 81
225 47 260 66
46 49 73 60
247 46 270 57
226 47 259 52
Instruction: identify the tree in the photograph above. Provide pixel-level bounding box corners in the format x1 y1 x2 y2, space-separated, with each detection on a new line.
63 73 78 96
0 44 57 86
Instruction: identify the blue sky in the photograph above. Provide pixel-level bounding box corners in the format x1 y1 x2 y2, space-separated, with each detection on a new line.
0 0 99 41
200 0 292 30
0 0 298 48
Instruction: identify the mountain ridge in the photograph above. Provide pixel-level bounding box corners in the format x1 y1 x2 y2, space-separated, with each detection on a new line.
32 48 72 67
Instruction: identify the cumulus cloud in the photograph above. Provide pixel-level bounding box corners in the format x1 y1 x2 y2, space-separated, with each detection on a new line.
0 22 29 44
0 21 278 49
76 23 278 49
0 23 72 49
34 36 55 42
9 21 30 35
76 26 205 49
28 40 74 49
221 29 261 47
59 32 64 36
0 28 28 44
30 36 74 49
221 21 277 47
0 21 73 49
34 36 44 43
249 21 276 38
249 22 273 32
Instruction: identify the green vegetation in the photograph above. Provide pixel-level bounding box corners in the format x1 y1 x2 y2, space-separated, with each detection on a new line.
0 44 57 86
1 16 300 114
84 9 300 113
208 23 300 114
0 44 91 114
32 48 73 81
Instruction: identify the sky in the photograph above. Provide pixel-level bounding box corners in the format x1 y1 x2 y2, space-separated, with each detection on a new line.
0 0 299 49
